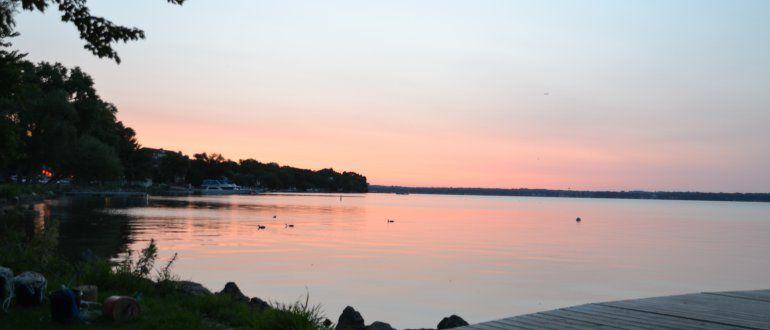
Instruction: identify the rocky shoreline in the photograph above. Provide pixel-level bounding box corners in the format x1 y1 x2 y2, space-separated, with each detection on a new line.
179 280 469 330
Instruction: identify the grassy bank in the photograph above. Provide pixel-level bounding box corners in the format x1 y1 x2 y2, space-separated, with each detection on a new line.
0 207 330 329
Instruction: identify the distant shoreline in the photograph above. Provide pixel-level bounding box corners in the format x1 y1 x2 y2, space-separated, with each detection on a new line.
368 185 770 203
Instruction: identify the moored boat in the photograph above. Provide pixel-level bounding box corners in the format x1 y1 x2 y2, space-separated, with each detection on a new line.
199 179 251 195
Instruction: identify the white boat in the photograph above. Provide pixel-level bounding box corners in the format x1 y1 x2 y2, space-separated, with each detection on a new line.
199 179 251 195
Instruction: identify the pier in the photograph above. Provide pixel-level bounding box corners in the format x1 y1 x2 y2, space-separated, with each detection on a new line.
459 289 770 329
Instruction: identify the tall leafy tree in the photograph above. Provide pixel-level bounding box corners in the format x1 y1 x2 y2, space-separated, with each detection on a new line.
67 135 123 183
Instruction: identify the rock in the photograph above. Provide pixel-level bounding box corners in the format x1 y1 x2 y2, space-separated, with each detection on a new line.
13 271 47 306
217 282 249 302
248 296 271 311
176 281 212 296
437 315 468 329
335 306 365 330
366 321 396 330
1 267 13 311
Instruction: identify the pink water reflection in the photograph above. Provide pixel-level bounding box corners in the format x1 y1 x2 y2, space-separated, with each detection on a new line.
113 194 770 328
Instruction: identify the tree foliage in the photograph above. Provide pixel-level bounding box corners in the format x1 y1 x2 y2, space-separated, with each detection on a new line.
0 54 145 183
150 152 369 193
67 135 123 182
0 0 185 63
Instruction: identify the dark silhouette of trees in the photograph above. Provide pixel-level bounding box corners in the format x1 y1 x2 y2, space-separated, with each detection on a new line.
67 135 123 183
0 57 148 183
1 0 185 63
147 154 368 193
154 150 189 185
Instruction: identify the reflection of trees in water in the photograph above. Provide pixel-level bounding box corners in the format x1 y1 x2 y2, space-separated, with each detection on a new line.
47 196 368 259
151 198 365 216
50 197 146 260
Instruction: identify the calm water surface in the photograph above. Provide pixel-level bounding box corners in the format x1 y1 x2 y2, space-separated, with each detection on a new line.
57 193 770 328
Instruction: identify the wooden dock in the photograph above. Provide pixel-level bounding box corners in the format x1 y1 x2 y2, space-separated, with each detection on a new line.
458 289 770 329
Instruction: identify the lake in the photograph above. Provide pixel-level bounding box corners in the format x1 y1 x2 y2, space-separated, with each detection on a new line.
50 193 770 329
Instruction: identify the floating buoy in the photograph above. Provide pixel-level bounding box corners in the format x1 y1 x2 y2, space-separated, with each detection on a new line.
576 217 582 222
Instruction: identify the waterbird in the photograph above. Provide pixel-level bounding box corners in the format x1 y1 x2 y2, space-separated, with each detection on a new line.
576 217 582 223
285 224 294 228
273 215 277 219
387 219 395 223
257 225 266 230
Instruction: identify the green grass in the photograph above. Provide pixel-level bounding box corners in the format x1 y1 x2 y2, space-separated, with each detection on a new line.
0 208 331 329
0 292 327 329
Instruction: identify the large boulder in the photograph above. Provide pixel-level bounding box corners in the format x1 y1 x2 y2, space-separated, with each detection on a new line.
366 321 396 330
335 306 365 330
437 315 468 329
217 282 249 302
176 281 212 296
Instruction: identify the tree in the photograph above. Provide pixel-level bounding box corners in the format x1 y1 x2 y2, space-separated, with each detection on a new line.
0 0 185 63
0 57 152 183
67 135 123 183
154 151 189 184
115 123 152 182
0 118 19 176
0 47 24 178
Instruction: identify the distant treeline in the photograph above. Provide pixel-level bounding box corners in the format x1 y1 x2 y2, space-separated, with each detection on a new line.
369 186 770 202
151 151 369 192
0 54 367 192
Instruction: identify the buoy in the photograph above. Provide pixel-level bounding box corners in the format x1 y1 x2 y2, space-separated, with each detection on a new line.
576 217 582 222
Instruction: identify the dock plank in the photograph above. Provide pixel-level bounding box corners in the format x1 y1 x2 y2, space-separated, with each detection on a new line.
457 289 770 330
571 304 742 330
603 294 770 329
707 290 770 303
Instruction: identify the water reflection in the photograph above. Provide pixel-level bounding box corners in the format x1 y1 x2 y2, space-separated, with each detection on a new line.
46 196 148 259
51 193 770 328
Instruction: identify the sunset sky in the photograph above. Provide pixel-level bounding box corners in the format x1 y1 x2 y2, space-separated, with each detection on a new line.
13 0 770 192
